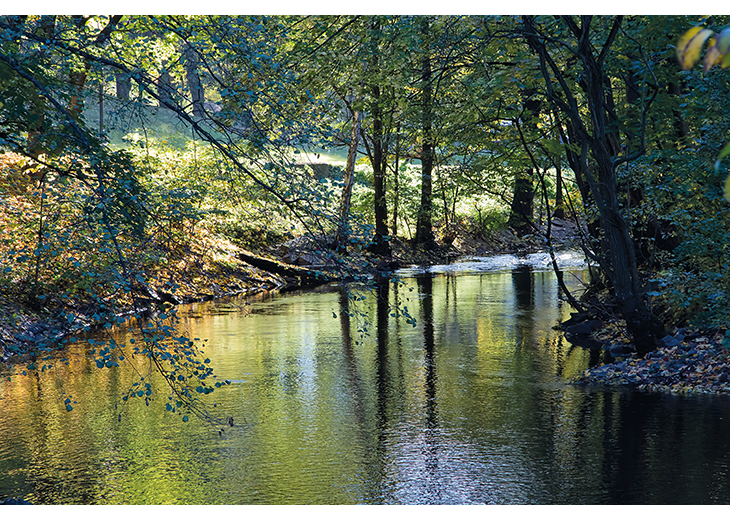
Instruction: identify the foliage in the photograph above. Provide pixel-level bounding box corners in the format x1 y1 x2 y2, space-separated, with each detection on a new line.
677 23 730 200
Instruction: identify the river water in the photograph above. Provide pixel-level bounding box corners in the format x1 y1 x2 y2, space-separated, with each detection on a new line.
2 253 730 504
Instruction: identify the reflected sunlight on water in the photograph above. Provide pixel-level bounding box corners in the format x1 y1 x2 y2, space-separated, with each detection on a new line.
2 266 730 504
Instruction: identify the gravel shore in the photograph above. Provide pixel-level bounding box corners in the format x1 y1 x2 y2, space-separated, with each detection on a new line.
573 329 730 395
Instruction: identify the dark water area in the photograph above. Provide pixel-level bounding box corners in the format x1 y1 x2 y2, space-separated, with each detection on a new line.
1 254 730 504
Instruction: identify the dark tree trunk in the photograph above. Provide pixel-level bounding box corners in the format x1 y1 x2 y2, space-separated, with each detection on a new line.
524 15 663 357
574 16 662 356
370 83 391 256
414 17 436 249
508 90 541 233
364 17 391 257
508 171 534 232
553 159 565 219
667 81 690 145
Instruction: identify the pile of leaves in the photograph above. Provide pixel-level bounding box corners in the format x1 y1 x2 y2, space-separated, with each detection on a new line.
574 329 730 395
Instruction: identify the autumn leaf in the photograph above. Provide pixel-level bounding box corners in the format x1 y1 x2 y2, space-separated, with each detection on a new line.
703 42 722 72
677 27 714 70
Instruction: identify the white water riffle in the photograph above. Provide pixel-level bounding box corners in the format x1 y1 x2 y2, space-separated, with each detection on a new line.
396 251 589 277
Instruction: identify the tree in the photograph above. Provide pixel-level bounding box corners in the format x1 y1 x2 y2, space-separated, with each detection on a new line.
183 42 205 118
335 96 361 252
413 16 437 249
522 15 663 356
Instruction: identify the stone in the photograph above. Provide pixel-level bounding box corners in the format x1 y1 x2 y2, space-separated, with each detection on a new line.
660 335 682 348
607 343 633 356
566 319 604 336
0 498 32 504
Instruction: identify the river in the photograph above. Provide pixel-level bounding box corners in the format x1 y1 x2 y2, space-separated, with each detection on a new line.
1 253 730 504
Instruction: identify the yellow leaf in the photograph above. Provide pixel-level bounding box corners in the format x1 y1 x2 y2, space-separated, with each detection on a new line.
722 54 730 69
704 45 722 72
678 27 706 64
677 27 714 69
724 174 730 202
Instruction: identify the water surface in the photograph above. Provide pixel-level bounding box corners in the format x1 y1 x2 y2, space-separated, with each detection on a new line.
1 261 730 504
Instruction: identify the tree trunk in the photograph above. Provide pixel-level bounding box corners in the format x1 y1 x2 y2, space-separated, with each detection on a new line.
524 15 662 356
116 72 131 100
573 16 661 356
370 82 391 256
26 15 56 159
183 43 205 118
414 17 437 249
68 16 91 116
98 79 104 135
667 81 690 145
508 171 534 232
553 159 565 219
508 90 541 233
391 126 401 238
364 18 391 257
157 64 175 107
68 15 122 117
335 107 361 253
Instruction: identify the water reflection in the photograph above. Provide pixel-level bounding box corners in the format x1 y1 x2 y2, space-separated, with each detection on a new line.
2 269 730 504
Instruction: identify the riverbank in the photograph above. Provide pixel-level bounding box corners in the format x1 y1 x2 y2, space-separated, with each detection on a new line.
0 218 583 363
268 217 586 271
0 232 283 362
8 216 728 402
571 323 730 395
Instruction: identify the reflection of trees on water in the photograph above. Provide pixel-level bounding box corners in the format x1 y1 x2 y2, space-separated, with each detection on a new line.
338 282 391 499
511 265 535 312
375 278 391 429
417 274 437 427
417 273 441 503
338 287 365 428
